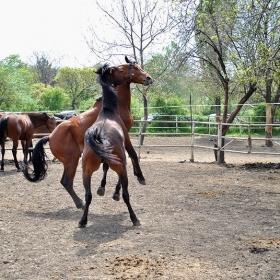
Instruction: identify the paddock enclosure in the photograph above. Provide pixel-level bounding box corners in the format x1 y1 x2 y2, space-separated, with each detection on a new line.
1 136 280 279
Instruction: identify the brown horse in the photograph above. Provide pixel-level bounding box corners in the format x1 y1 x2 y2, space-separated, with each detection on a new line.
0 112 56 171
79 66 140 227
27 116 62 161
23 56 153 209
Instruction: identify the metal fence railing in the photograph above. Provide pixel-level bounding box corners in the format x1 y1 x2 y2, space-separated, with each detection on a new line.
131 119 280 161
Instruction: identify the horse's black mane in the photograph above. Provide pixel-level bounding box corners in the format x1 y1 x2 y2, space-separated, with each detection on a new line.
96 67 118 113
95 63 110 75
95 63 118 77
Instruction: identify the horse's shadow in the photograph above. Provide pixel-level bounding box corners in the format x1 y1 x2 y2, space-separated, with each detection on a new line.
25 208 135 256
25 207 80 221
0 163 23 176
73 212 136 256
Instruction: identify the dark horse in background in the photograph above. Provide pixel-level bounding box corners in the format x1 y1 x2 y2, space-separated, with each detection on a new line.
79 66 140 227
0 112 56 171
23 56 153 209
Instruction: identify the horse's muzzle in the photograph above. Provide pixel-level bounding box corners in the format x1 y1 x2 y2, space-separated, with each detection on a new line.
143 77 153 86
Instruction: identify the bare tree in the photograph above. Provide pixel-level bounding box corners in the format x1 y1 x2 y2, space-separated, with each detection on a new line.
86 0 176 144
29 52 61 86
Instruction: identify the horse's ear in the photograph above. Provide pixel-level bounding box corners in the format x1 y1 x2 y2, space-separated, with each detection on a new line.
125 56 130 63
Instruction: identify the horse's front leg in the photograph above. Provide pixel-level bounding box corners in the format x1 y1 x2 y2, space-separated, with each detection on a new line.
22 139 32 167
97 161 109 196
112 181 121 201
125 143 146 185
21 140 32 162
27 141 33 162
97 162 122 201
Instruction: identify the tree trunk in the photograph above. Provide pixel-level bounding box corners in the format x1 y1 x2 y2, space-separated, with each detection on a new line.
265 79 273 147
139 92 148 145
218 82 257 164
217 137 225 163
215 97 221 122
217 80 229 164
265 103 273 147
272 85 280 120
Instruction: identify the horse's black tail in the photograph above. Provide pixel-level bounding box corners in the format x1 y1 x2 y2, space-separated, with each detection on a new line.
22 136 50 182
0 116 8 144
85 127 121 165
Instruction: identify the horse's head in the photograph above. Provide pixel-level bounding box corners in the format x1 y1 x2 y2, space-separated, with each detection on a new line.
46 115 57 132
95 56 153 87
121 55 153 86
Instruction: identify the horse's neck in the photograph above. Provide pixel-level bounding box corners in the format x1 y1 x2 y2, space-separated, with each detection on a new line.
116 82 131 111
116 82 134 129
27 114 46 128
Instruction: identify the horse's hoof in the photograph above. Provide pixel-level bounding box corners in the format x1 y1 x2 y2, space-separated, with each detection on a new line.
137 177 146 185
17 168 22 172
78 222 86 228
0 169 4 172
112 193 120 201
97 187 105 196
133 219 141 226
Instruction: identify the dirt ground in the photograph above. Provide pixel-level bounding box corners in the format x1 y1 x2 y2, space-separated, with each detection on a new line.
1 136 280 280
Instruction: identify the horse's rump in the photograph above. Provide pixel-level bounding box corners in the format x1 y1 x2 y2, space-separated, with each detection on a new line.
85 126 121 165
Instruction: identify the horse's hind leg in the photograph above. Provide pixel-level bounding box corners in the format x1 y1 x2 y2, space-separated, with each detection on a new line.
119 173 140 226
12 141 21 171
79 174 92 228
60 163 85 210
0 144 5 171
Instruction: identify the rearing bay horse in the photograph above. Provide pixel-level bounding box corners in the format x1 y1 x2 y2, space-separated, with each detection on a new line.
79 65 140 227
0 112 56 171
23 56 153 209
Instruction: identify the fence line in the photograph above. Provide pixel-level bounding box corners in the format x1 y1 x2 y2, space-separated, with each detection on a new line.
132 120 280 161
5 119 280 161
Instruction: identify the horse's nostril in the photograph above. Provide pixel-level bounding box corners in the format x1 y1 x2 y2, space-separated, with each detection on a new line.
143 77 153 85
